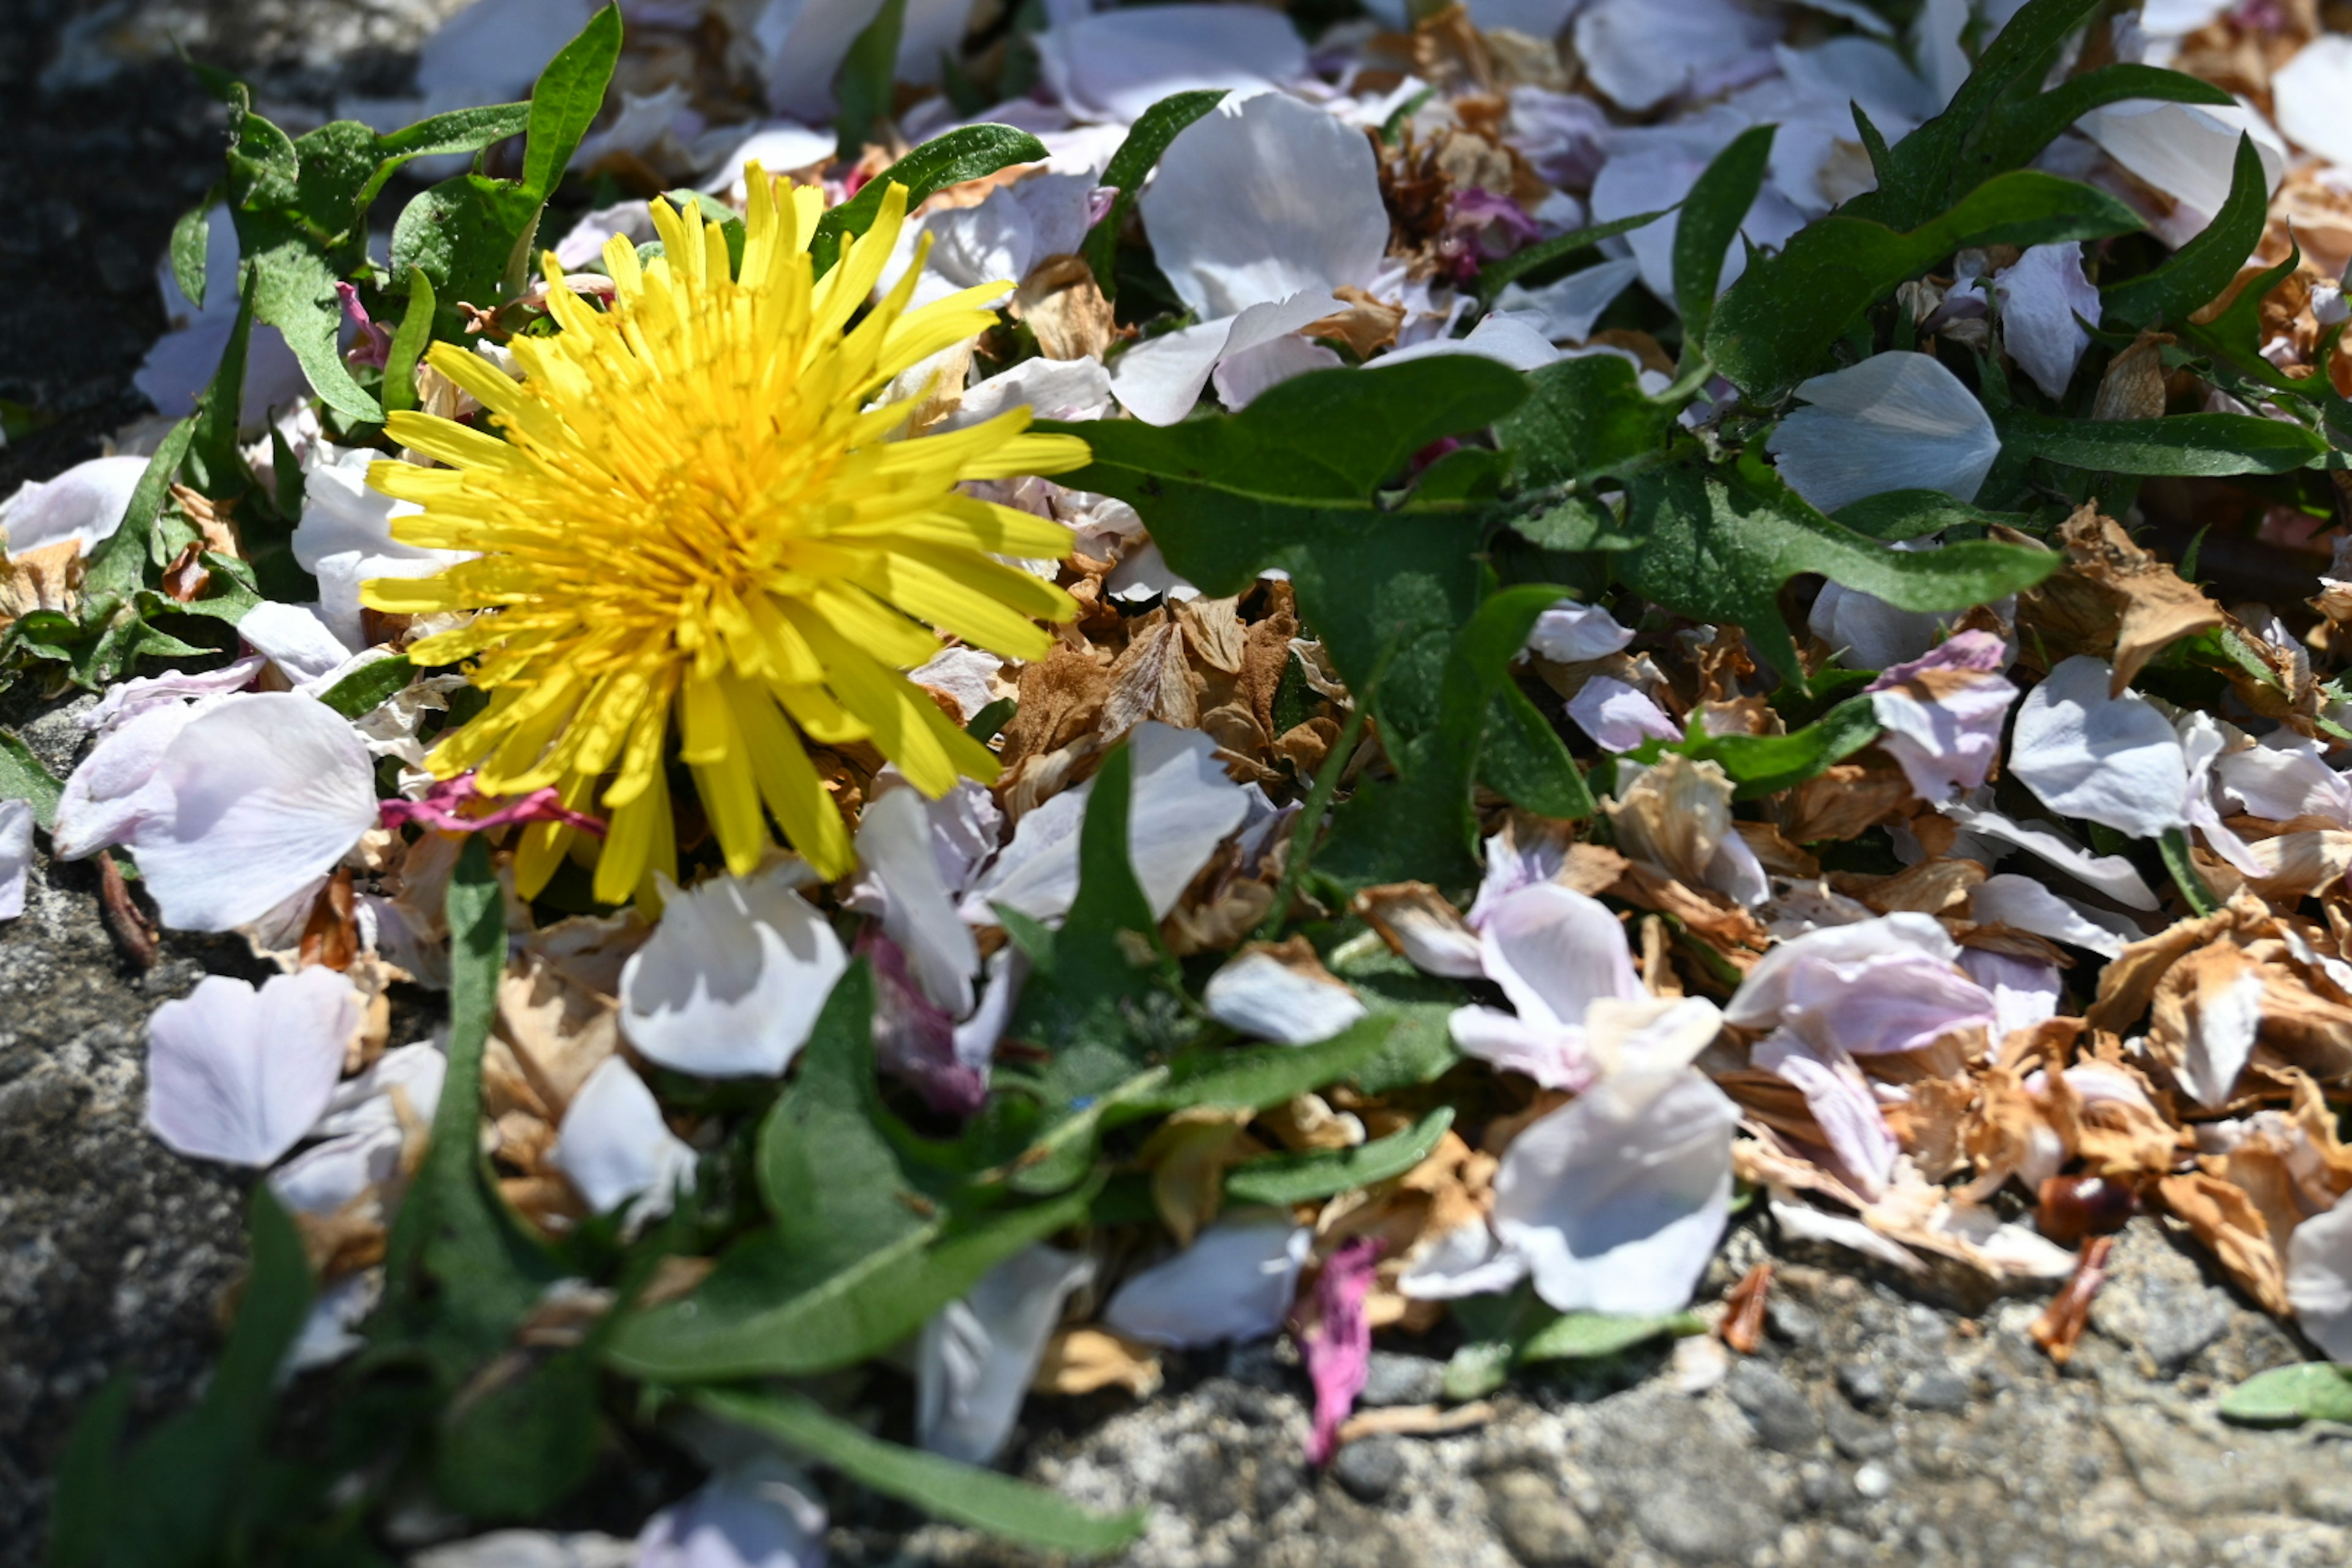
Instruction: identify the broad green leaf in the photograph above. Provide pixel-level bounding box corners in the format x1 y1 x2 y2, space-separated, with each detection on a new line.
1999 409 2325 477
1000 744 1186 1114
1482 680 1599 820
1139 1013 1403 1117
0 730 64 830
170 199 213 312
811 124 1053 275
1477 206 1673 301
1518 1310 1706 1363
1708 170 2140 396
1225 1106 1455 1206
318 655 418 718
434 1347 601 1517
2103 134 2270 331
695 1387 1147 1555
246 228 383 423
1831 488 2035 541
382 267 435 415
374 101 533 161
82 418 194 602
1499 352 1678 491
2220 1363 2352 1426
1616 452 2059 687
522 3 623 199
390 173 544 337
835 0 908 160
1082 89 1227 296
377 837 562 1373
1674 124 1776 358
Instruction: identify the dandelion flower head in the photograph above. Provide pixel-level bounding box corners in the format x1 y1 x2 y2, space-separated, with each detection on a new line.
362 172 1089 904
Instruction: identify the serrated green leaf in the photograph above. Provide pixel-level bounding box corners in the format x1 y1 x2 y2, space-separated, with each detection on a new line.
2103 134 2271 332
1674 694 1883 797
835 0 908 160
1708 170 2141 396
382 266 436 415
1838 0 2105 230
1966 63 2236 197
83 418 194 603
811 124 1053 276
170 198 214 312
522 3 623 199
391 173 544 337
1083 88 1227 296
2218 1362 2352 1426
1518 1310 1705 1363
1482 680 1598 820
1999 409 2325 477
1674 124 1776 360
1225 1106 1455 1206
1830 488 2037 541
0 729 64 831
246 230 383 424
318 655 417 718
695 1387 1147 1555
1616 452 2059 687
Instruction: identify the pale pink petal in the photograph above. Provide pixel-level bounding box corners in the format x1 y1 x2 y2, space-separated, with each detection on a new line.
1204 949 1368 1045
146 969 364 1166
857 786 980 1016
0 454 148 557
1477 883 1642 1033
2010 657 2190 841
1725 913 1997 1055
51 701 198 860
129 692 380 932
0 799 31 921
1754 1030 1897 1198
1958 948 2063 1041
1493 1067 1740 1315
1449 1004 1593 1091
1039 7 1308 127
1525 601 1635 664
1992 244 2100 399
1298 1237 1381 1467
637 1463 827 1568
1565 677 1681 753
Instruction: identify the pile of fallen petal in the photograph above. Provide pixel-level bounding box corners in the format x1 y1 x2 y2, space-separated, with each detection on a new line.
13 0 2352 1561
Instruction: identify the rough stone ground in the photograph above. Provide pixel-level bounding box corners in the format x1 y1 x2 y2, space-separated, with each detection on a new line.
6 4 2352 1566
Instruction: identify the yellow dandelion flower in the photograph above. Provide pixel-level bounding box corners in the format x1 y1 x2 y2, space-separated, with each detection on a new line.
360 173 1090 904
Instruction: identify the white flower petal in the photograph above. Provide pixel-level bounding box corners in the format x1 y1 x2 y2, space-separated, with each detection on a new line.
699 120 837 197
1754 1030 1897 1197
858 786 980 1017
128 692 380 932
1396 1216 1531 1301
1139 91 1387 322
637 1463 827 1568
1204 949 1368 1045
1212 333 1343 410
238 601 360 686
2288 1198 2352 1362
1766 352 2000 513
1958 948 2062 1041
1493 258 1642 345
2009 656 2189 840
1102 1210 1313 1348
51 701 197 861
271 1126 404 1216
1449 1004 1589 1090
2177 958 2264 1110
1110 287 1345 425
1940 799 2162 910
1493 1067 1740 1316
1564 676 1680 754
1037 6 1308 127
1478 883 1641 1033
918 1246 1095 1465
1968 873 2136 958
0 798 31 921
1526 600 1634 665
2078 98 2286 243
753 0 893 121
906 648 1004 726
1572 0 1778 113
2272 36 2352 168
1725 913 1996 1056
0 454 147 557
146 968 364 1166
417 0 595 104
551 1058 698 1219
962 722 1248 924
1994 244 2098 400
620 861 850 1077
2216 737 2352 824
293 445 469 647
949 355 1114 428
